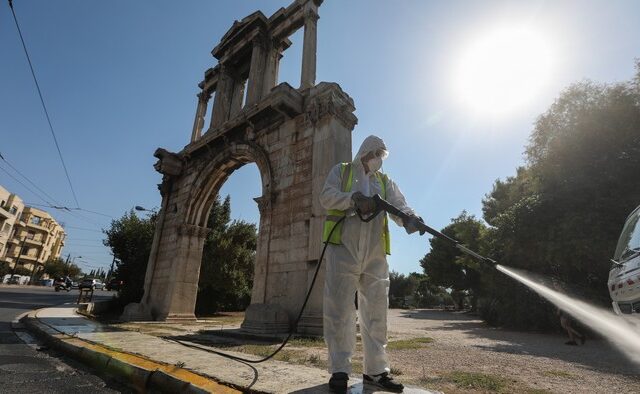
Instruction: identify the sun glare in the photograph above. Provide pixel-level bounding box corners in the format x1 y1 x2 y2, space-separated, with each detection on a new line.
454 27 553 117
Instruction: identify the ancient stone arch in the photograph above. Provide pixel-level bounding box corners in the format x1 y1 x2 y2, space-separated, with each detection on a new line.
123 0 357 335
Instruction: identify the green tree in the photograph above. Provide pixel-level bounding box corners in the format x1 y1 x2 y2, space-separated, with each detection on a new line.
196 195 257 315
43 258 81 279
389 271 420 308
0 262 11 279
104 210 156 305
3 264 31 278
478 61 640 329
411 273 443 308
420 211 489 310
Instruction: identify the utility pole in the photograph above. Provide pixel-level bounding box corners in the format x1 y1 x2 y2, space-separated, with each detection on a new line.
10 237 28 279
28 260 40 285
107 255 116 281
64 253 73 276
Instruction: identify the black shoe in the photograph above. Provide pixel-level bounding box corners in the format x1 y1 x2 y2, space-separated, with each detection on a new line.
329 372 349 394
363 372 404 393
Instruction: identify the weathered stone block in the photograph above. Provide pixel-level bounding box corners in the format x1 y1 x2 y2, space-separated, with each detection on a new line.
241 303 290 334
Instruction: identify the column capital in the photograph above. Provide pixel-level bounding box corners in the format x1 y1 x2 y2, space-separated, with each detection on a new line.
218 62 233 76
303 9 320 23
253 195 272 214
197 90 212 102
251 34 269 49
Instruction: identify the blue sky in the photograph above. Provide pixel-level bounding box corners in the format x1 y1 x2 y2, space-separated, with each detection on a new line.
1 0 638 274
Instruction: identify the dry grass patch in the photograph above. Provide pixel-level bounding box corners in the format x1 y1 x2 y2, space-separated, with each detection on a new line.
387 337 434 350
390 366 403 375
196 312 245 325
448 371 507 392
307 353 328 370
232 344 302 362
286 336 326 348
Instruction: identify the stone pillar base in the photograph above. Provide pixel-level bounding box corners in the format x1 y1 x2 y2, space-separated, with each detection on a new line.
296 312 323 336
120 302 152 322
241 303 290 335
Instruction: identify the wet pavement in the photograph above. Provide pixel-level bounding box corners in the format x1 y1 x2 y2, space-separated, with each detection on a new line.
0 285 126 393
30 304 440 393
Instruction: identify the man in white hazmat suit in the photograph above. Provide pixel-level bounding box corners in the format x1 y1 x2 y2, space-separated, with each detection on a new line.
320 135 424 393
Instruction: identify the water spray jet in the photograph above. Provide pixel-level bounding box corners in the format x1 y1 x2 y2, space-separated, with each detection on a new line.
368 195 640 366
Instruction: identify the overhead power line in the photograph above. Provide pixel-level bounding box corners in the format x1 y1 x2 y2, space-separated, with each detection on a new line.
0 164 51 206
65 237 104 242
0 162 103 229
25 202 105 226
1 152 115 222
0 152 61 204
8 0 80 208
75 208 114 219
63 225 103 233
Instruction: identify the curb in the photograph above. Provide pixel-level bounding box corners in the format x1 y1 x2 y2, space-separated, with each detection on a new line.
22 310 241 393
11 311 30 329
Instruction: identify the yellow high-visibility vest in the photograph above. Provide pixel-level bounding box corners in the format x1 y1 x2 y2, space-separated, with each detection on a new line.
322 163 391 255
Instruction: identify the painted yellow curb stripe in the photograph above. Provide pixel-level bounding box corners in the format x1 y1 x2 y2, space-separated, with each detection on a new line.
62 336 241 393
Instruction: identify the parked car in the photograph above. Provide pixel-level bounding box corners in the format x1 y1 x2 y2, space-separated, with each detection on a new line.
8 275 28 285
609 204 640 316
40 278 54 287
78 278 104 291
105 279 124 291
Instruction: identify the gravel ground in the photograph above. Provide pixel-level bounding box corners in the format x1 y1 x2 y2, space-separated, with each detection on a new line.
114 309 640 393
385 309 640 393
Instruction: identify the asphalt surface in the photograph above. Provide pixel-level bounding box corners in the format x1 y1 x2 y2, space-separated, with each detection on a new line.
0 285 128 393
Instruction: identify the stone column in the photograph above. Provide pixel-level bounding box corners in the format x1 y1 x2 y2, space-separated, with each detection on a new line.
210 65 234 128
300 9 319 90
262 42 284 97
245 37 267 106
241 194 290 335
190 91 210 142
160 223 210 321
250 195 271 304
229 79 245 117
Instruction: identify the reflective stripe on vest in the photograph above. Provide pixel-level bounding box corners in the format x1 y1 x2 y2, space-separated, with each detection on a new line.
322 163 391 255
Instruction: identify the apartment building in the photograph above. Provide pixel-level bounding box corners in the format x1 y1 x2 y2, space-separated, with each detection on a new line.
0 185 25 259
0 185 66 275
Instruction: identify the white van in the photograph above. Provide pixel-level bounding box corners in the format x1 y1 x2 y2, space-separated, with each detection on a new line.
609 205 640 315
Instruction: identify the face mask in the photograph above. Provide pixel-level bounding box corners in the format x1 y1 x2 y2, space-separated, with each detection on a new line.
367 156 383 173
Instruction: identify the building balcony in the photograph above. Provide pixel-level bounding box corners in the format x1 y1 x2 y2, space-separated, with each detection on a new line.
2 256 15 264
17 254 39 262
25 222 50 232
0 207 10 220
24 237 44 246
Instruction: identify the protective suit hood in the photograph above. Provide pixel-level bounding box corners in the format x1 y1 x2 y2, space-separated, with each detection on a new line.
353 135 388 163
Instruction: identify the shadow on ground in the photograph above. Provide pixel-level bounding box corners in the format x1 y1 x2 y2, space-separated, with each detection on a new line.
400 309 640 375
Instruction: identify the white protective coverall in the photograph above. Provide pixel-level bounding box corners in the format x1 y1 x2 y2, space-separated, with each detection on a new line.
320 135 415 375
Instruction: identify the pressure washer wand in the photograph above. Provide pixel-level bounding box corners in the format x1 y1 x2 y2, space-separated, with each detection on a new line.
370 194 497 267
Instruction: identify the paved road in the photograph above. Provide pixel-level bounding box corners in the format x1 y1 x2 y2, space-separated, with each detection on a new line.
0 285 128 393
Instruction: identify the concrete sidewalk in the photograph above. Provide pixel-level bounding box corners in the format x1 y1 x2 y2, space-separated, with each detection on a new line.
22 305 438 393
